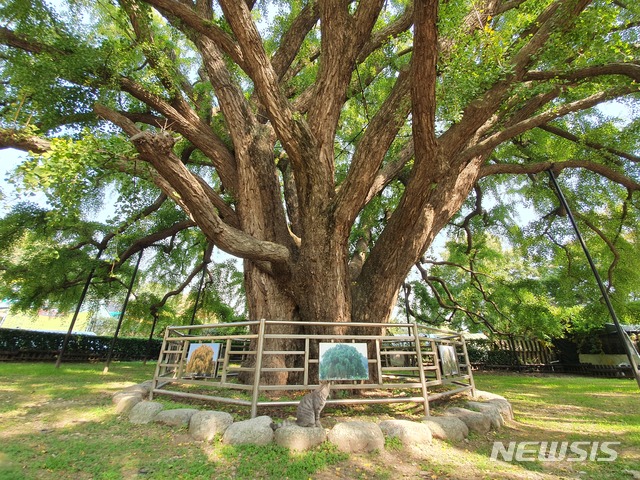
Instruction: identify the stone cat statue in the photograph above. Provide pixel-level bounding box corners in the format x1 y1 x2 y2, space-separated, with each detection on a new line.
295 382 331 428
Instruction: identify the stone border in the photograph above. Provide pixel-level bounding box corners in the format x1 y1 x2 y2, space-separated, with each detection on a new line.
113 382 513 454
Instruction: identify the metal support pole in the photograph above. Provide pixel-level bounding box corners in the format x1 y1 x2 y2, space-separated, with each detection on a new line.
55 248 103 368
103 250 143 374
413 323 430 417
548 169 640 389
250 318 267 418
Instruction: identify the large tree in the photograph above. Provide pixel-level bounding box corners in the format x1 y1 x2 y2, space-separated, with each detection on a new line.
1 0 639 383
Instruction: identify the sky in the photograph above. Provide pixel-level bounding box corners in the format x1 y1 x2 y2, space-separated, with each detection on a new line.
1 146 125 229
1 148 36 212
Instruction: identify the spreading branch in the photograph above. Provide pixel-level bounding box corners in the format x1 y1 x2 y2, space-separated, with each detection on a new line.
479 159 640 192
114 219 196 267
217 0 315 176
414 261 504 335
0 26 69 55
524 63 640 83
0 128 51 154
540 124 640 164
334 68 411 229
139 0 245 67
463 86 640 162
411 0 439 170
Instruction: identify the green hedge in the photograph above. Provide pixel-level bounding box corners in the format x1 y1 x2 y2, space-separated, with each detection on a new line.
0 328 161 361
465 340 489 364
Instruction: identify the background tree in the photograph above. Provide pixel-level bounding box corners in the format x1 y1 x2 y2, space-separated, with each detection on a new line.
1 0 639 384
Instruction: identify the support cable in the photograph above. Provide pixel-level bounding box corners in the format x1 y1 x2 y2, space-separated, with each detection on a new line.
55 247 104 368
103 249 144 374
547 169 640 389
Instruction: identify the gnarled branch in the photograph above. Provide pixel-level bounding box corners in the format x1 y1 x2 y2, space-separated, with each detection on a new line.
479 159 640 192
0 128 51 154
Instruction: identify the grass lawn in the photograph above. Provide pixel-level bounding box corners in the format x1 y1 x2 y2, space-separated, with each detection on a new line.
0 362 638 479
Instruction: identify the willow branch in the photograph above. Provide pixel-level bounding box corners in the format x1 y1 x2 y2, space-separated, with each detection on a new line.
270 1 319 81
455 185 484 254
217 0 316 184
524 63 640 83
149 242 214 317
65 193 170 252
363 140 414 205
115 219 197 266
141 0 244 67
574 211 619 293
402 282 439 324
415 262 503 334
441 0 591 157
358 2 413 63
101 193 167 244
334 68 411 229
0 26 69 55
411 0 439 169
463 86 640 163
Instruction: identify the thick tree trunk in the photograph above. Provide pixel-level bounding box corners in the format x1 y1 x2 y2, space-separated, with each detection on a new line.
242 261 300 385
236 125 304 384
241 238 352 384
292 232 352 326
352 160 484 325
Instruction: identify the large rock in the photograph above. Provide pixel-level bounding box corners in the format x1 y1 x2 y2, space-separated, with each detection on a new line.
154 408 200 428
487 398 514 421
274 425 326 451
222 415 274 446
328 421 385 453
114 392 143 414
122 380 155 397
472 390 513 421
444 407 491 434
466 401 504 429
379 419 432 446
422 416 468 442
189 411 234 441
129 401 164 424
472 389 506 402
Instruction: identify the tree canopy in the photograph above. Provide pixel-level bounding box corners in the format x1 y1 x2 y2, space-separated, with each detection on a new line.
1 0 639 378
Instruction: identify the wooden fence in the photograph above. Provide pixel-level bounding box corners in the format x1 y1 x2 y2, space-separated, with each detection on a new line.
491 338 556 365
150 320 475 417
